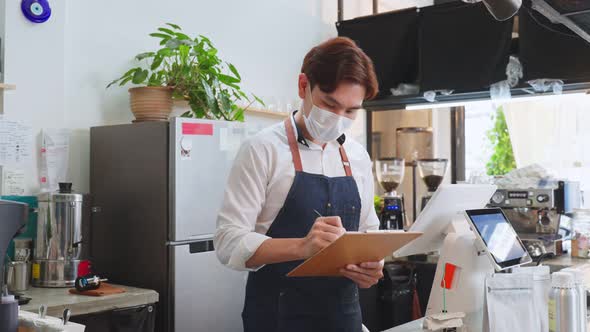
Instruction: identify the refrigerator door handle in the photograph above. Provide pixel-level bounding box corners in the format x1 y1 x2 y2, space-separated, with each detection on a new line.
189 240 215 254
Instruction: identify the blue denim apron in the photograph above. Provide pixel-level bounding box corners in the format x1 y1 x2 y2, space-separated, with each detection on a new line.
242 117 362 332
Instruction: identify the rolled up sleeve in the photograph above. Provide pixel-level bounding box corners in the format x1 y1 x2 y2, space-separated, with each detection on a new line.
214 138 270 271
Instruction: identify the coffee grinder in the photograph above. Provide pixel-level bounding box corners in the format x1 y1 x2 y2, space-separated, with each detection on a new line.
375 158 406 230
417 158 449 210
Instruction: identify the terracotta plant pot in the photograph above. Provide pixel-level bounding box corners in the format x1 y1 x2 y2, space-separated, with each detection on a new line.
128 86 173 122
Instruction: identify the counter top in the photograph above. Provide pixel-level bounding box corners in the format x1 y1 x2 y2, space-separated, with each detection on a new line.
382 319 424 332
19 284 159 317
382 255 590 332
383 317 590 332
543 254 590 269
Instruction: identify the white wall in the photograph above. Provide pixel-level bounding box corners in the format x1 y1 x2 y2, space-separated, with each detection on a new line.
2 0 376 195
1 0 67 193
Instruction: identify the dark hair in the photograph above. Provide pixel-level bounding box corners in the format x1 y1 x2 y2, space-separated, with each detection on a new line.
301 37 378 100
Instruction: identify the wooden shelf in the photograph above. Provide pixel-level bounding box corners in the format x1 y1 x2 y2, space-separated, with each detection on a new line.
173 100 289 118
0 83 16 90
244 108 290 118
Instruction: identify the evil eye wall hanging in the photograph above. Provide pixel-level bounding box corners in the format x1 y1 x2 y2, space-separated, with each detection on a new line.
21 0 52 23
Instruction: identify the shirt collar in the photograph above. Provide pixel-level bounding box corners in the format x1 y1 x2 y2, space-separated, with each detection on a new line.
291 111 346 147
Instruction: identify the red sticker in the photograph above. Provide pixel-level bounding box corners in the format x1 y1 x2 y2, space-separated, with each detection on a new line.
182 123 213 136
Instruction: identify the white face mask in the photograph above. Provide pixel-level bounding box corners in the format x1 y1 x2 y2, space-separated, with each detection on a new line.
302 87 354 143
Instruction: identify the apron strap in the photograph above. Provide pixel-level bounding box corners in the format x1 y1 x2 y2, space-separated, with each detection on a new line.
284 118 303 172
339 146 353 177
284 117 353 177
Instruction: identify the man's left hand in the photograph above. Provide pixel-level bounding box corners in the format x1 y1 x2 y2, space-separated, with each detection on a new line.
340 260 384 288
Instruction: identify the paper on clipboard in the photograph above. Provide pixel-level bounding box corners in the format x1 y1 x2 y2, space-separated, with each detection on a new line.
287 231 422 277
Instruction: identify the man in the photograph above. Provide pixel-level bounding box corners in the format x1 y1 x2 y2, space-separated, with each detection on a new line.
214 37 382 332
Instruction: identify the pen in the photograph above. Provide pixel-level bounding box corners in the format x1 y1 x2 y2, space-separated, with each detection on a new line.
313 209 322 218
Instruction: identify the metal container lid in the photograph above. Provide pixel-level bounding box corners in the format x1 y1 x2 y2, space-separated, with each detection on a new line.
37 183 84 202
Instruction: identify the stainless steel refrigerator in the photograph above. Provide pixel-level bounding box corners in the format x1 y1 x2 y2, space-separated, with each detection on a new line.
90 118 260 332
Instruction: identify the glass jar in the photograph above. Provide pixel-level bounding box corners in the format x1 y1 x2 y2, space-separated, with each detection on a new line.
571 209 590 258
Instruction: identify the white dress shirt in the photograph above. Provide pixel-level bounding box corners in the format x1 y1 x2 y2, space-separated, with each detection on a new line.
214 114 380 271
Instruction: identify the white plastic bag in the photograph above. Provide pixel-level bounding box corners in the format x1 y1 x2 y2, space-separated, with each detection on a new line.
490 80 511 108
512 265 551 332
506 56 523 88
484 273 540 332
527 79 564 94
390 83 419 96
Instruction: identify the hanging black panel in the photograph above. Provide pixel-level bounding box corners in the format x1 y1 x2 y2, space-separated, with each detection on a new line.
337 8 419 98
519 4 590 81
546 0 590 34
418 2 513 91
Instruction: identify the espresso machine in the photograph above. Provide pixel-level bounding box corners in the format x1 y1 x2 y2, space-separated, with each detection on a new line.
417 158 449 210
0 200 28 332
32 183 86 287
375 158 406 230
487 182 567 258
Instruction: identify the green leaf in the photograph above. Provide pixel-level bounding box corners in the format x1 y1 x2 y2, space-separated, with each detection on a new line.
175 32 190 40
107 67 140 87
135 52 155 61
147 73 157 86
180 111 193 118
107 79 119 88
151 55 164 70
158 27 176 36
207 48 218 57
252 94 265 106
200 78 215 105
199 35 213 45
166 22 181 30
228 63 241 80
132 69 149 84
218 73 240 85
119 75 134 86
149 33 170 39
157 48 173 56
231 108 244 122
220 93 232 114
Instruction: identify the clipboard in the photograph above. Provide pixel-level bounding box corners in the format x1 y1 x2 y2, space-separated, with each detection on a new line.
287 231 422 277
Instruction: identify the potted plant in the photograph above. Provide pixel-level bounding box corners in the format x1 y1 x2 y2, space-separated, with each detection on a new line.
108 23 261 122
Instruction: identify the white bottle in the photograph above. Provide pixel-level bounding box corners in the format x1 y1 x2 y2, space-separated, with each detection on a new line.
562 268 587 332
549 272 580 332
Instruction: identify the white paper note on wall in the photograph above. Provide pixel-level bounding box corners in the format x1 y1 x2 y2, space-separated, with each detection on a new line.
0 167 25 195
0 118 33 165
40 129 70 192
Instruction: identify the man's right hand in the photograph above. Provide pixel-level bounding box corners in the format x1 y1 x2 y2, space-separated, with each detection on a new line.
299 216 346 259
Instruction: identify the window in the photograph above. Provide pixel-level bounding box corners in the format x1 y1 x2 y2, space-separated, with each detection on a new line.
464 93 590 207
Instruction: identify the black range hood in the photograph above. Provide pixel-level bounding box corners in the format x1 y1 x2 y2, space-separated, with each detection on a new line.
337 0 590 111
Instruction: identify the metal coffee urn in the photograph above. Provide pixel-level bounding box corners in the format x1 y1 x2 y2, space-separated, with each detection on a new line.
32 183 85 287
